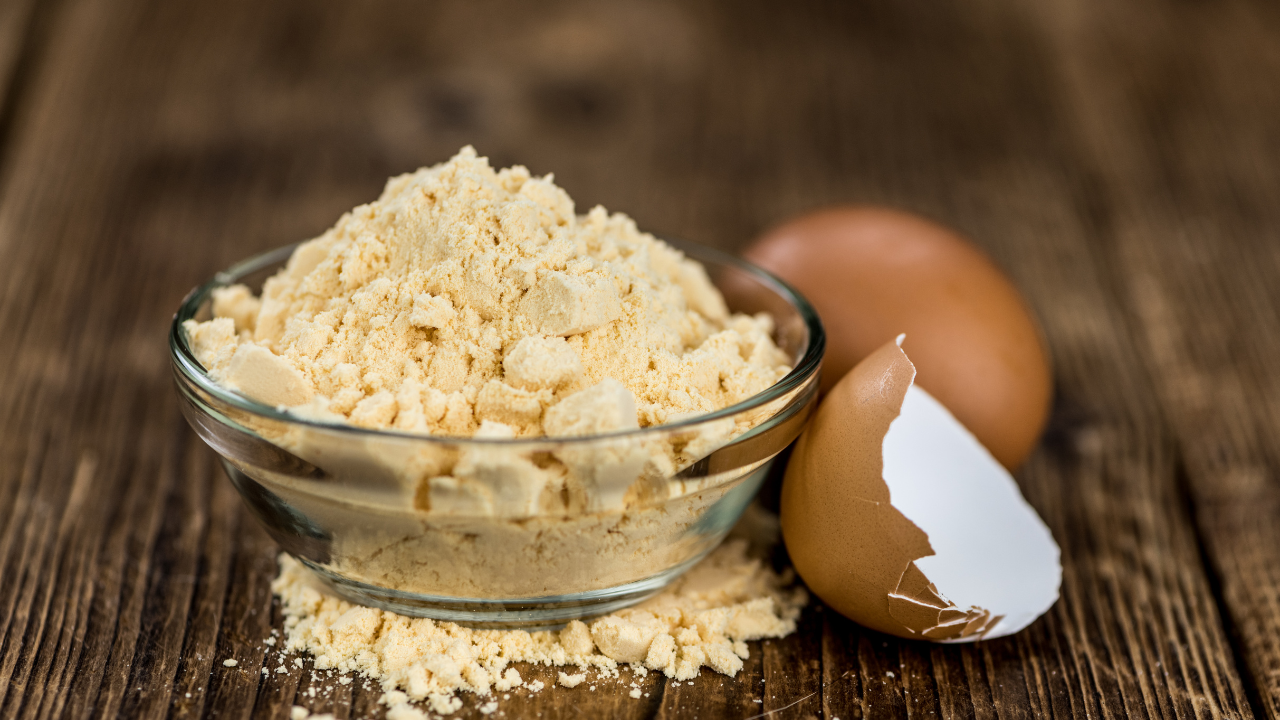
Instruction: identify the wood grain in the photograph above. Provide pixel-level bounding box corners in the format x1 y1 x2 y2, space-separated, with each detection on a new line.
0 0 44 166
0 0 1276 718
1028 2 1280 716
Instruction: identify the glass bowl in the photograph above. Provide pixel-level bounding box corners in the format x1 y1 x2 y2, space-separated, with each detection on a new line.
170 240 824 628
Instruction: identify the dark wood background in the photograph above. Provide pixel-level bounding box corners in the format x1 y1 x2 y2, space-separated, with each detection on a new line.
1 0 1278 717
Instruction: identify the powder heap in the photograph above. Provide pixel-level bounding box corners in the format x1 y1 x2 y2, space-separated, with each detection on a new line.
184 145 789 442
273 537 806 716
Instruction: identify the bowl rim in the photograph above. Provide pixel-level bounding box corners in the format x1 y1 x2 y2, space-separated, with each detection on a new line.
170 238 825 446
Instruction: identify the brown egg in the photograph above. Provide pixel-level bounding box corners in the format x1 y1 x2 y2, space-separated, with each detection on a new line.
745 206 1051 470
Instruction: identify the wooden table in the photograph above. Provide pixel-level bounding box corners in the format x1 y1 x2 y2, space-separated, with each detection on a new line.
2 1 1278 717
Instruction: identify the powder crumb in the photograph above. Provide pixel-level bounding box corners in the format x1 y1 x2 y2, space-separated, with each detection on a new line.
386 704 427 720
222 659 237 668
380 691 409 706
558 673 587 689
287 708 335 720
381 690 431 720
495 667 522 692
560 620 595 657
265 637 276 646
525 680 545 692
479 700 499 715
629 688 642 699
429 696 463 715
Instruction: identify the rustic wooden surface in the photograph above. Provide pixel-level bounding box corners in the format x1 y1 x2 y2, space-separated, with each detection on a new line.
0 0 1277 717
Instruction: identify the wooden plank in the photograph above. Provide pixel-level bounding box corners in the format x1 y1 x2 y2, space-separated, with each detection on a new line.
0 447 85 716
1025 1 1280 716
201 525 275 720
709 0 1256 717
760 607 823 719
0 431 47 711
117 429 209 720
10 453 96 720
0 0 1268 717
250 616 305 720
0 0 43 153
169 458 240 720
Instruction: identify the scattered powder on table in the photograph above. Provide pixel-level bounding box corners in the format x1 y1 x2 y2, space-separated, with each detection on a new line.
272 538 806 717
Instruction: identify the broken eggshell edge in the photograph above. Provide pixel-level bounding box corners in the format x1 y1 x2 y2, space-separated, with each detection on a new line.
780 335 1061 642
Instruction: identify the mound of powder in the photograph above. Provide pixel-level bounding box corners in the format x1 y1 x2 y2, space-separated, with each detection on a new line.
273 537 806 716
184 145 790 439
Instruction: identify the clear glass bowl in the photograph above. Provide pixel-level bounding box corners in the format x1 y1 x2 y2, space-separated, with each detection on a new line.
170 240 824 628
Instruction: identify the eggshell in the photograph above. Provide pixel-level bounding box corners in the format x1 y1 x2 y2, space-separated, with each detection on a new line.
745 206 1051 470
780 337 1060 641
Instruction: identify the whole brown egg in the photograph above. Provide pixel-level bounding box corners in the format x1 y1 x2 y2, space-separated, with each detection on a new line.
745 206 1051 470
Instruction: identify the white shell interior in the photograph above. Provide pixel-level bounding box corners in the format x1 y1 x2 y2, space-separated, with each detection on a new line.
882 384 1062 640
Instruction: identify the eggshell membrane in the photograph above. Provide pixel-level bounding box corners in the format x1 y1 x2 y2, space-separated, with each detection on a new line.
745 206 1052 470
780 338 1060 641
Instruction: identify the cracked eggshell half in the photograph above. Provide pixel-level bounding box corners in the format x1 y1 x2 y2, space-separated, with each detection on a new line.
780 336 1060 641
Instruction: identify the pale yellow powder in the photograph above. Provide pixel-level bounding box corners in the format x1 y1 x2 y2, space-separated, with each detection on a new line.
273 537 806 716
